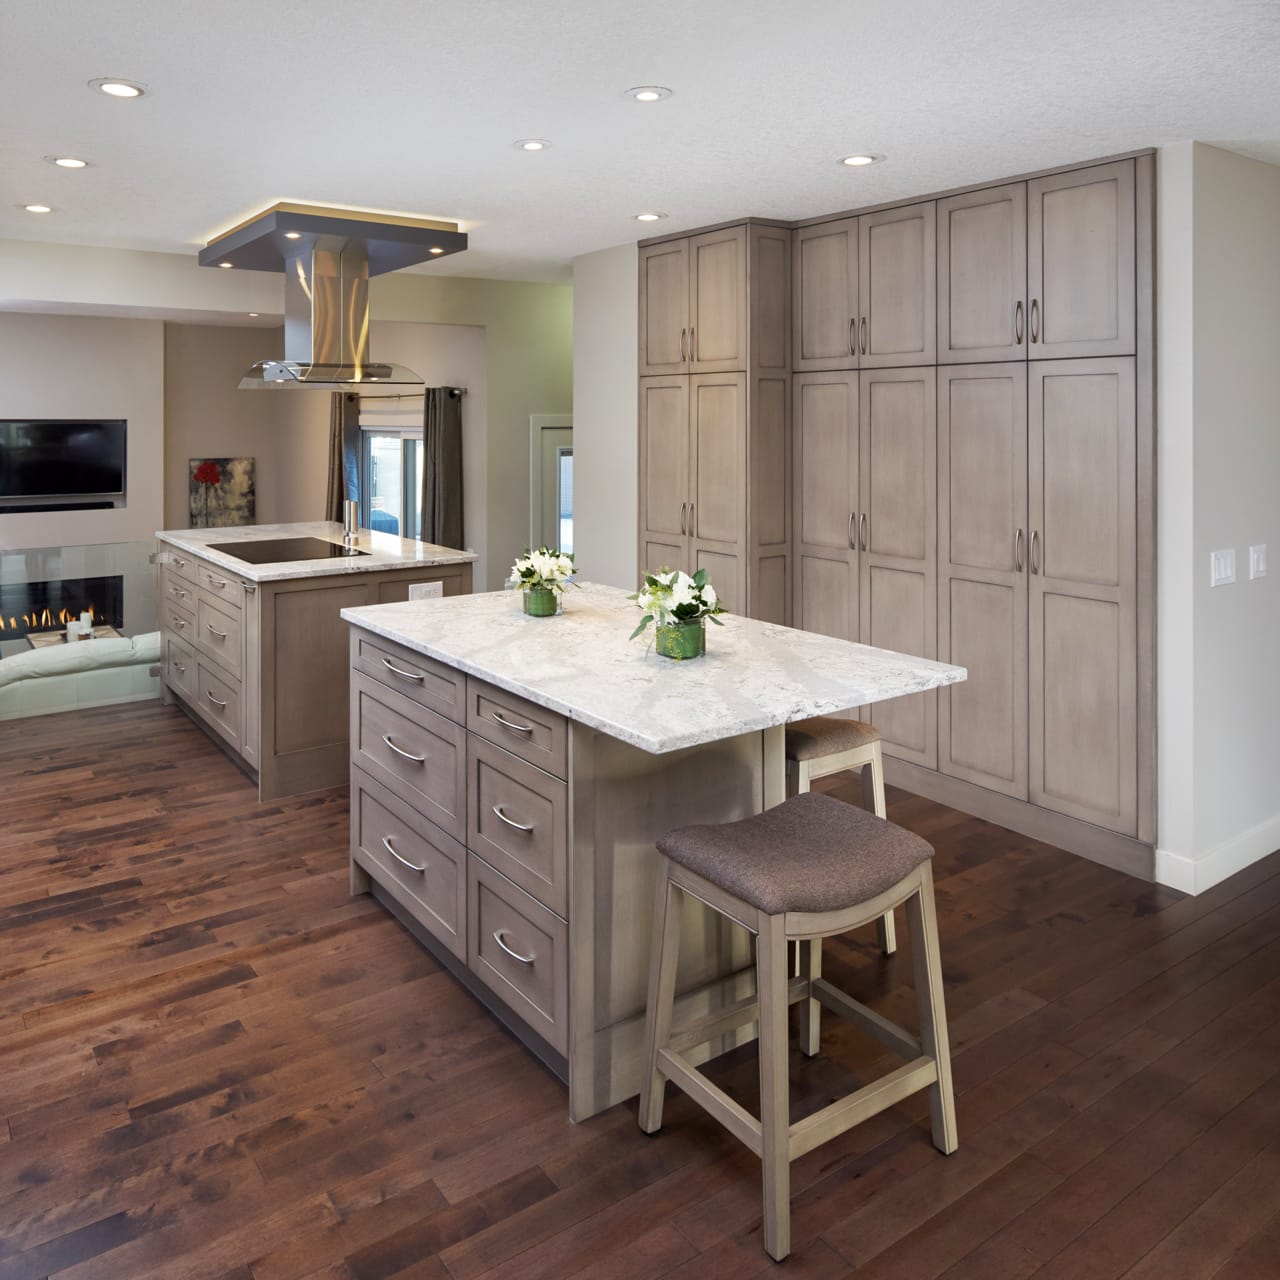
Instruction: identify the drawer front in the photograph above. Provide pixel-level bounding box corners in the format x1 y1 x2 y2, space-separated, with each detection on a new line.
197 660 242 749
352 673 466 841
353 632 465 724
165 550 198 588
160 570 196 612
196 594 243 678
468 853 568 1055
164 598 197 643
197 564 246 610
468 737 567 917
351 766 465 959
165 632 195 701
467 678 568 779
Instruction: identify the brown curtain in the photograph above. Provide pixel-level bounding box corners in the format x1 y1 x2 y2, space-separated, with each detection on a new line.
422 388 464 549
325 392 360 521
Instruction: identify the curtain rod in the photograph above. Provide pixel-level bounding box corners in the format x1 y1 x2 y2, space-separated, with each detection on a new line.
356 387 466 401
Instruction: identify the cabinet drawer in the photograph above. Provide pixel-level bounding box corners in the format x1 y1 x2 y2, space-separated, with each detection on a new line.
197 564 245 610
197 660 241 750
165 632 195 701
164 598 196 642
160 570 196 612
351 672 466 841
468 737 567 917
468 853 568 1055
165 549 198 588
467 679 567 779
353 631 465 724
351 766 465 959
196 594 243 678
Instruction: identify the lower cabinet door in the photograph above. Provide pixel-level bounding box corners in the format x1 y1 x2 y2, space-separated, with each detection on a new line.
196 660 241 751
351 767 465 959
468 854 568 1055
165 632 195 701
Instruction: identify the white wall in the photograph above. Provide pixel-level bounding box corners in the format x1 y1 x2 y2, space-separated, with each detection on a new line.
0 313 165 550
571 243 638 589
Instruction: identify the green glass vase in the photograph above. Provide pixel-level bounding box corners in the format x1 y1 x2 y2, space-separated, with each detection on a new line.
522 584 558 617
655 619 706 660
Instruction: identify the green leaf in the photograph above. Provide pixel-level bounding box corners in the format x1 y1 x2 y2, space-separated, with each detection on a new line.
707 613 725 627
693 568 707 588
629 615 655 640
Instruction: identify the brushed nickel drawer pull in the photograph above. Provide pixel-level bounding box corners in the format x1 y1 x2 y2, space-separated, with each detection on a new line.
173 662 186 674
493 929 535 964
206 624 228 639
1015 528 1024 572
381 657 424 683
206 576 229 589
206 691 227 710
679 327 687 361
1015 300 1025 345
689 503 695 537
1030 299 1040 343
172 618 188 629
689 326 695 361
679 501 687 536
173 557 188 569
848 511 856 550
492 803 534 833
849 317 857 357
1030 530 1041 574
491 711 535 735
859 513 868 552
860 316 868 355
381 733 425 764
171 586 188 598
381 835 426 873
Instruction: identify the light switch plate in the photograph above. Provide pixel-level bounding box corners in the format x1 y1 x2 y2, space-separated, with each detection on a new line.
1211 549 1236 587
1250 544 1267 580
408 580 445 600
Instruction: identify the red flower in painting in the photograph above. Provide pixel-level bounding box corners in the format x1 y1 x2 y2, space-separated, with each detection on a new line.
193 461 222 486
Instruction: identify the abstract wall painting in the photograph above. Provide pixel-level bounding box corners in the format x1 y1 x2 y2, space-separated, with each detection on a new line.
189 457 256 528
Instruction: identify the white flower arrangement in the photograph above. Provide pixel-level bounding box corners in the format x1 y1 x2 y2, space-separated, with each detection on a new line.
510 547 577 593
630 567 725 639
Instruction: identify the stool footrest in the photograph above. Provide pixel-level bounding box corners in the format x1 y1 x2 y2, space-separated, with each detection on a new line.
788 1055 938 1161
811 979 922 1061
657 1048 763 1157
668 975 809 1055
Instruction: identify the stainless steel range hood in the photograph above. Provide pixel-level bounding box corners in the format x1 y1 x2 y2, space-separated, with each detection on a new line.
199 203 468 391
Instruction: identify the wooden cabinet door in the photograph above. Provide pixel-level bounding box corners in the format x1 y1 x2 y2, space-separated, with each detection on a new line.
858 367 937 766
792 217 859 372
1028 160 1135 359
689 226 748 373
938 183 1027 364
1029 359 1137 834
639 240 690 375
690 372 747 612
638 376 690 579
859 202 936 368
937 364 1029 798
792 373 858 640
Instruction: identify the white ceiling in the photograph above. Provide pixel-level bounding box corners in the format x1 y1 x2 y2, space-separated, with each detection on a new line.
2 0 1279 284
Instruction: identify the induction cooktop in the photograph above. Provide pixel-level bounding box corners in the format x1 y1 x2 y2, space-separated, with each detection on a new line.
205 536 370 565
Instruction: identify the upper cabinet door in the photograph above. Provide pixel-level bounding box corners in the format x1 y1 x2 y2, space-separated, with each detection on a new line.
938 183 1028 364
689 227 748 373
1028 160 1135 359
858 202 937 368
639 240 690 375
792 217 859 372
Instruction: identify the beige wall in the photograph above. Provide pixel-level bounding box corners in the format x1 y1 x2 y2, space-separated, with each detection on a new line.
0 313 164 551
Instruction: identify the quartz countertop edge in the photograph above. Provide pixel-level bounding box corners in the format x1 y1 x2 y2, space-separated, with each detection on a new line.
155 521 477 583
341 583 967 756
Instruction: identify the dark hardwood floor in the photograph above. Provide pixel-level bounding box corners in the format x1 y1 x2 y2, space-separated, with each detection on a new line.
2 702 1278 1279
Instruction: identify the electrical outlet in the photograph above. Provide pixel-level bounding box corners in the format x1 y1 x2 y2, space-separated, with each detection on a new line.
1250 544 1267 580
408 580 444 600
1211 549 1236 587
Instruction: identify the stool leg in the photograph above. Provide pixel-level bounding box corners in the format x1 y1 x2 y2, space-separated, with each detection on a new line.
863 743 897 956
797 938 822 1056
906 862 958 1155
638 858 684 1135
757 912 792 1261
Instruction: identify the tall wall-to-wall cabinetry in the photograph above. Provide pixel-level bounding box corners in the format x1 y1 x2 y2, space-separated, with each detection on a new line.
638 152 1155 875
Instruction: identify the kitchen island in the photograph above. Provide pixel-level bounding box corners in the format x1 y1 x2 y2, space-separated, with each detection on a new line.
341 583 964 1119
156 521 474 799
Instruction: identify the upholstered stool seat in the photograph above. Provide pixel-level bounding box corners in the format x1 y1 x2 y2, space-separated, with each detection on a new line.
639 793 957 1263
784 715 882 761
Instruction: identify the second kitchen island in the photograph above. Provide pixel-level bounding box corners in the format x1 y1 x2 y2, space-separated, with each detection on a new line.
341 583 964 1120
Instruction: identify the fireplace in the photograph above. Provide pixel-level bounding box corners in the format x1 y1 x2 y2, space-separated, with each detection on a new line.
0 574 124 641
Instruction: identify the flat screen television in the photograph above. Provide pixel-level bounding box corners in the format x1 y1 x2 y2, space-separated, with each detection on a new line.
0 420 127 509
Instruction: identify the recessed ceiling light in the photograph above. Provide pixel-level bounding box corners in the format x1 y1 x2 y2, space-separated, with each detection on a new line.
625 86 673 102
284 231 301 240
635 212 667 222
514 139 550 152
248 312 260 317
23 204 53 214
218 261 233 269
429 246 445 254
90 77 146 99
47 156 89 169
840 153 885 167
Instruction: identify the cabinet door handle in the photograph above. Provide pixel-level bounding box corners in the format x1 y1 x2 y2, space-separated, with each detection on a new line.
1030 299 1040 344
859 513 868 552
206 690 227 710
381 657 424 683
1015 300 1025 345
171 586 188 598
173 662 186 674
1030 530 1041 574
381 835 426 873
679 327 687 361
492 803 535 833
689 327 695 361
173 557 188 569
688 503 695 537
172 618 187 629
1015 528 1024 572
493 929 536 964
848 511 857 550
381 733 425 764
206 623 228 639
849 317 857 357
491 710 535 735
860 317 868 356
679 501 687 535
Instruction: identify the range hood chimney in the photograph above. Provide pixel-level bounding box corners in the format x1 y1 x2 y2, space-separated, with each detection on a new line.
199 203 467 390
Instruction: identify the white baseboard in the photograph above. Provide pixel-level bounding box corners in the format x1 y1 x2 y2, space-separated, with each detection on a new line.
1156 812 1280 894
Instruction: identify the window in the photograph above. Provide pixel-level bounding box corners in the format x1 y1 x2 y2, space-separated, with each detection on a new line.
557 447 574 553
360 432 422 539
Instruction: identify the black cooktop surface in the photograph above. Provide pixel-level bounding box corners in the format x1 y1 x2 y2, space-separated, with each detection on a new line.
205 536 370 565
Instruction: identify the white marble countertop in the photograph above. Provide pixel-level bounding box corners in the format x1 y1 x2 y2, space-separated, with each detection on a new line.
155 521 476 583
341 582 966 755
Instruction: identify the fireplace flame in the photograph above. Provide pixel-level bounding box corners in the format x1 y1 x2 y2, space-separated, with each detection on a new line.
1 603 96 636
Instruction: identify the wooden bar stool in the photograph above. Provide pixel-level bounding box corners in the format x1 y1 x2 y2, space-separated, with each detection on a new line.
786 715 896 955
638 792 957 1262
